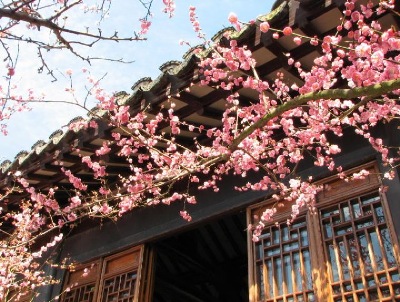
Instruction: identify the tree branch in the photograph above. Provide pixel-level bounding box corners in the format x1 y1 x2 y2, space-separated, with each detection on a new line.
0 7 144 42
230 78 400 150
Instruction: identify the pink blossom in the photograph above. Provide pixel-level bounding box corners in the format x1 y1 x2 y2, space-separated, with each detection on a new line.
96 142 111 156
67 213 77 221
259 22 270 33
100 203 112 214
355 43 371 57
70 196 81 208
371 50 384 66
162 0 175 17
261 208 276 222
351 11 362 22
7 67 15 77
344 20 352 30
186 196 197 204
62 168 87 191
227 12 241 31
293 36 302 45
99 187 110 195
180 210 192 222
228 12 238 24
328 145 341 154
283 26 293 36
139 19 151 35
114 106 130 124
352 169 370 180
18 177 30 188
336 49 346 58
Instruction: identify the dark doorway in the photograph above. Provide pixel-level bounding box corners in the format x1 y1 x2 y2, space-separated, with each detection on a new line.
152 211 249 302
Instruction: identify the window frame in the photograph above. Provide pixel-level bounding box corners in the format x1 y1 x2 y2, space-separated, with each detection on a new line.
247 163 400 302
60 245 154 302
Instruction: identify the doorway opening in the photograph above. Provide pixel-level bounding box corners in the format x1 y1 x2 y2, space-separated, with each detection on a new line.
152 211 249 302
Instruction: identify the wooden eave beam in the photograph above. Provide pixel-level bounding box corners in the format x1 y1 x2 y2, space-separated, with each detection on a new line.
38 163 64 174
255 49 299 82
143 70 195 110
167 73 193 95
57 153 83 165
174 90 204 109
196 106 225 121
103 165 131 175
153 88 232 131
330 0 346 7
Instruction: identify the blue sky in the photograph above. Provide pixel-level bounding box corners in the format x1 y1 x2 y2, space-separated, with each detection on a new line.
0 0 273 161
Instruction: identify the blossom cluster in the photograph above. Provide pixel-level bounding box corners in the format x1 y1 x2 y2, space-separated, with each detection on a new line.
201 0 400 236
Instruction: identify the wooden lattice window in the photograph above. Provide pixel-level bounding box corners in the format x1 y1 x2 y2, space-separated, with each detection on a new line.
62 261 99 302
248 164 400 302
321 191 400 302
252 216 315 302
99 248 141 302
61 245 154 302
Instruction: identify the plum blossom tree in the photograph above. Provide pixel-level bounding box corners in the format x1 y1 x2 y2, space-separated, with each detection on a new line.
1 0 400 300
